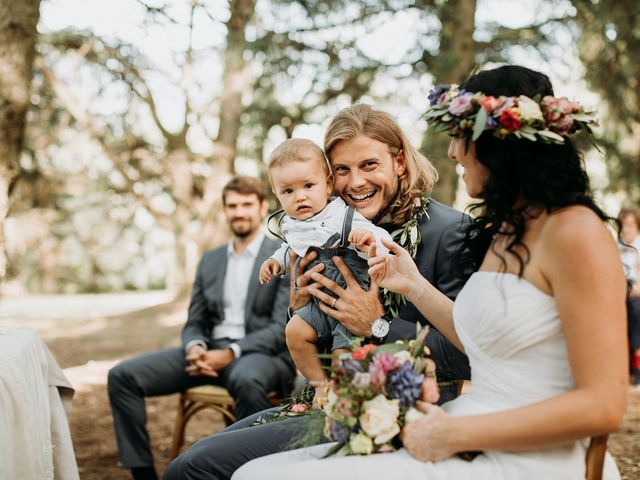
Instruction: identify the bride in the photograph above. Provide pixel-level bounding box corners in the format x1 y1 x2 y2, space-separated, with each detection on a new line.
233 65 628 479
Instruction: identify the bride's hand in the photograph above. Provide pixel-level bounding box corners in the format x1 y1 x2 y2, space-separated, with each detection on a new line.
401 402 456 462
367 238 421 297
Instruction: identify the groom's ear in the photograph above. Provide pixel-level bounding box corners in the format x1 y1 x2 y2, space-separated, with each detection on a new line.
394 149 406 177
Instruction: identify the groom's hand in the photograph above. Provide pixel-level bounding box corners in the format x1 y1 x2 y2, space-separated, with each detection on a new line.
309 256 384 337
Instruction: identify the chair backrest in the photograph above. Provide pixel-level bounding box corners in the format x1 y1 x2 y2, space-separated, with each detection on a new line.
585 435 608 480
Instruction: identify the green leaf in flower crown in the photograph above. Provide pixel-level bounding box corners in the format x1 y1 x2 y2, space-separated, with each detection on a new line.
424 109 446 118
537 130 565 142
571 113 595 122
519 131 537 141
472 107 488 141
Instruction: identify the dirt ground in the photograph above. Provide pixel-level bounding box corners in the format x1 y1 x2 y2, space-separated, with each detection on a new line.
3 295 640 479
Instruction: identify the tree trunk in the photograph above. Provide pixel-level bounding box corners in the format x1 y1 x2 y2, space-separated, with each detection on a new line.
0 0 41 282
214 0 257 173
426 0 477 206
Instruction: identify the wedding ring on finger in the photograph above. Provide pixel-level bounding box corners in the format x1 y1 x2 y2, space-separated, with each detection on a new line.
331 297 338 308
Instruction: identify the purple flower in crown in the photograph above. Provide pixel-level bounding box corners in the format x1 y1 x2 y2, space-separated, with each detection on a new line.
448 91 474 115
485 116 498 130
427 85 449 106
386 361 424 409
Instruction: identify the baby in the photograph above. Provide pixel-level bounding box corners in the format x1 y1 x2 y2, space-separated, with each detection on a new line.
259 138 392 391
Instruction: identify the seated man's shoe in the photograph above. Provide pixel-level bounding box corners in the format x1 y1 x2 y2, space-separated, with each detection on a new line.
131 466 157 480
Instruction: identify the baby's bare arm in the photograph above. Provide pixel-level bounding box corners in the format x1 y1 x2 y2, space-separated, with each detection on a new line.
259 258 281 284
348 228 375 250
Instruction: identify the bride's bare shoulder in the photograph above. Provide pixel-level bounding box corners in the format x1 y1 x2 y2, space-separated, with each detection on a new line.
541 205 617 263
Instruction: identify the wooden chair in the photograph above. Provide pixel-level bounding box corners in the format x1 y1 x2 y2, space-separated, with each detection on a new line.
585 435 609 480
454 380 609 480
170 385 283 458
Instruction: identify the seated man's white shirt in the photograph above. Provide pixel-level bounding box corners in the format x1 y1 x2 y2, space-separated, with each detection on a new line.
185 233 263 358
216 233 264 342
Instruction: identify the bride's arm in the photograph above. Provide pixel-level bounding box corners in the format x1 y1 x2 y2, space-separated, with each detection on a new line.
367 240 463 352
403 207 628 461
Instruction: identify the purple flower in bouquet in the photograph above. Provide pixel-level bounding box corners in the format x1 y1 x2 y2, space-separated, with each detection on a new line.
339 358 365 380
387 361 425 409
328 418 349 443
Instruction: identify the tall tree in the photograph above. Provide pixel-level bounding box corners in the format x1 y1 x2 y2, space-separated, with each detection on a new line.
413 0 572 205
572 0 640 203
0 0 41 282
16 0 390 291
420 0 477 205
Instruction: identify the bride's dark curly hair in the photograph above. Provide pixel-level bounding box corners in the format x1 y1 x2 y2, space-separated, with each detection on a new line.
458 65 614 273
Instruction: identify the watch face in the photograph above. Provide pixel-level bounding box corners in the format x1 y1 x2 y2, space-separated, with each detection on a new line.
372 318 390 338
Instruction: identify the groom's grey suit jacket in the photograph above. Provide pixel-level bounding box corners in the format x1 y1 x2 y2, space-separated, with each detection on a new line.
387 198 475 380
181 236 293 364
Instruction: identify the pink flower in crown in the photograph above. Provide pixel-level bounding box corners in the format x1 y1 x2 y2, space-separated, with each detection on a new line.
556 97 580 115
481 95 501 113
448 92 475 115
540 96 562 122
369 353 398 385
436 92 449 108
499 109 521 131
494 97 516 117
549 115 575 135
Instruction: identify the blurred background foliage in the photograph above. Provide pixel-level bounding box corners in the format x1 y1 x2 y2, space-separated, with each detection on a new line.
3 0 639 294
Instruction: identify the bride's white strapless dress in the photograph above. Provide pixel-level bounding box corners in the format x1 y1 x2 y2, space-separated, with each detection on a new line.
233 272 620 479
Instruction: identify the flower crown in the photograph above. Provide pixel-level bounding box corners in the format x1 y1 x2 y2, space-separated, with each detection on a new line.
424 84 598 143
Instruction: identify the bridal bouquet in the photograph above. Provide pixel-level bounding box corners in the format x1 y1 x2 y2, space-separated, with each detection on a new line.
320 326 439 456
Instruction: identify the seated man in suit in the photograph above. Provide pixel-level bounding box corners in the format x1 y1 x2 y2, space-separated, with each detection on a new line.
107 176 296 480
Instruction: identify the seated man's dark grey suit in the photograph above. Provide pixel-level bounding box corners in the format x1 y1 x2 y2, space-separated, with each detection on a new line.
108 236 295 469
164 199 474 480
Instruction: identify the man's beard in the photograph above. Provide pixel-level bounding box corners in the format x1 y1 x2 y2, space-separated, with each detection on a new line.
232 228 253 238
230 218 255 238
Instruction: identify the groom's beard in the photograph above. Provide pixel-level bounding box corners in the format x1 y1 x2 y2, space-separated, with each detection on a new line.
372 179 402 225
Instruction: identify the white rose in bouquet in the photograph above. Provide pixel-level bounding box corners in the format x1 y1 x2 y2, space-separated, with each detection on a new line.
359 394 400 444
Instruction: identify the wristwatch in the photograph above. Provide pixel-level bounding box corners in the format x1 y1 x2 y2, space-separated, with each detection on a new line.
370 316 391 342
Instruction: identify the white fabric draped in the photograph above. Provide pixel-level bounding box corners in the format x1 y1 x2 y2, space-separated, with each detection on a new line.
0 326 79 480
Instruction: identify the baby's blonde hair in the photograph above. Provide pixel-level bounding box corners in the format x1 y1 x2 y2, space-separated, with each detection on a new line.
267 138 332 181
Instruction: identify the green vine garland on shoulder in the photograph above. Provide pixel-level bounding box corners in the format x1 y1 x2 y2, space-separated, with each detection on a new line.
381 195 430 318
